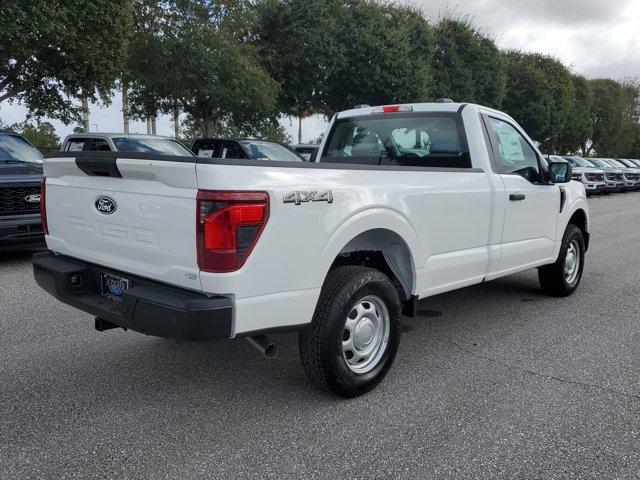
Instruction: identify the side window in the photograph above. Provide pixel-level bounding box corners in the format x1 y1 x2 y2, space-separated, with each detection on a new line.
223 141 245 159
65 139 86 152
488 117 540 182
194 140 217 158
87 138 111 151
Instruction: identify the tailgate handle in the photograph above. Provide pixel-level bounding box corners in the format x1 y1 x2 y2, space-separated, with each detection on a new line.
75 157 122 178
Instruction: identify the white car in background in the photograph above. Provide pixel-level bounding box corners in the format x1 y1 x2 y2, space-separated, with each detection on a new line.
559 156 606 195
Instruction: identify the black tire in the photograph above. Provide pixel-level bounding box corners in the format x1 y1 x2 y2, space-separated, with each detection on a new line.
299 266 401 398
538 224 585 297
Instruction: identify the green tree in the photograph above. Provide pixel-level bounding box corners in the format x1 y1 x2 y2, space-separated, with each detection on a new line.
127 0 278 137
556 74 592 155
431 17 505 108
324 1 433 114
9 121 60 152
0 0 133 123
588 79 640 157
619 122 640 158
502 51 573 153
255 0 345 142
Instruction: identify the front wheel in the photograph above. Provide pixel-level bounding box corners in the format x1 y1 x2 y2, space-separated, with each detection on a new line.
538 224 585 297
299 266 401 397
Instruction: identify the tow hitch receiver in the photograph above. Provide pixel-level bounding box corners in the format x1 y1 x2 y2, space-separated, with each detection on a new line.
95 317 127 332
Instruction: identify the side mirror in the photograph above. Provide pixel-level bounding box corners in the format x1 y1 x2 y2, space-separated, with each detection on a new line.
548 160 572 183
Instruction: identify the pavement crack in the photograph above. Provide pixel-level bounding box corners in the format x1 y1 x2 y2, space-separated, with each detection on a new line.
448 339 640 402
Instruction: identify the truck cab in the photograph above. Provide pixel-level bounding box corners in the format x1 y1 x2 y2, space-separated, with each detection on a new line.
0 130 44 250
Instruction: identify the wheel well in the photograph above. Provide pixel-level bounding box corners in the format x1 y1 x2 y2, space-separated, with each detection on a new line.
330 229 415 303
569 209 589 251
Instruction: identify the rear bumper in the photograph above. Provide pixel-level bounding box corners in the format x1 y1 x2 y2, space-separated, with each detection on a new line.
0 214 44 251
32 251 233 340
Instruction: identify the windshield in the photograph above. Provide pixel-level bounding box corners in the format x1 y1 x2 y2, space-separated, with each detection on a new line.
564 156 595 168
239 141 304 162
617 159 636 168
590 159 611 168
321 112 470 168
112 137 193 156
0 134 44 164
605 159 626 168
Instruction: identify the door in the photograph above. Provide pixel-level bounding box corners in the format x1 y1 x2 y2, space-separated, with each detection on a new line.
484 115 559 274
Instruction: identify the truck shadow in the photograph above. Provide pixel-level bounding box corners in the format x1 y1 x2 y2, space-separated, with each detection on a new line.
14 270 550 408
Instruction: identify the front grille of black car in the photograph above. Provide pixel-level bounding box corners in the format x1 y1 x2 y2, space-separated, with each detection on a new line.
0 185 41 216
606 173 622 181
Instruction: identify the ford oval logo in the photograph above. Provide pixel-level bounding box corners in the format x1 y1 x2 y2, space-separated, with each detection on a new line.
24 194 41 203
106 284 123 296
95 196 117 215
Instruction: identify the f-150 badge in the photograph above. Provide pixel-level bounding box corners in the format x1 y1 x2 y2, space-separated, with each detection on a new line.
283 190 333 205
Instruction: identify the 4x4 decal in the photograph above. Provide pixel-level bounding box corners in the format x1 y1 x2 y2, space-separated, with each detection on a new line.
283 190 333 205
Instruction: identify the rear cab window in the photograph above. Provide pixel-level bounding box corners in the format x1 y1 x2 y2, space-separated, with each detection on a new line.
112 137 193 156
64 138 87 152
320 112 471 168
88 138 111 151
239 141 304 162
192 139 222 158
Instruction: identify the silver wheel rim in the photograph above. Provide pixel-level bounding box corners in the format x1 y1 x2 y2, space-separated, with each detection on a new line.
564 240 581 284
342 295 390 374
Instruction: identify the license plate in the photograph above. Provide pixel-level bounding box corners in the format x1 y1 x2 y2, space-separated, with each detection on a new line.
101 273 129 303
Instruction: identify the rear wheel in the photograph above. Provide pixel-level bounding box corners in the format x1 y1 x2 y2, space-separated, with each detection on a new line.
538 224 585 297
299 266 401 397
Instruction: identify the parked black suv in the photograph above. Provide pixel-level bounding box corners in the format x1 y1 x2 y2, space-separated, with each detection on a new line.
0 130 45 251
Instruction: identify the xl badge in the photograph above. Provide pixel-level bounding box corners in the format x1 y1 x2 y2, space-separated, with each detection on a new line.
95 196 117 215
283 190 333 206
24 194 41 203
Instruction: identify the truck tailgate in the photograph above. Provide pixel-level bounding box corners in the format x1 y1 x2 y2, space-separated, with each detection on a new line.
44 155 202 290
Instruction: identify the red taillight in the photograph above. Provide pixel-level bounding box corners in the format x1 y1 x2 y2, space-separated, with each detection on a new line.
196 190 269 272
40 178 48 235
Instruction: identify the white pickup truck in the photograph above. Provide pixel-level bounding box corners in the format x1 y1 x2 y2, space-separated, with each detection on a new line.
33 102 589 397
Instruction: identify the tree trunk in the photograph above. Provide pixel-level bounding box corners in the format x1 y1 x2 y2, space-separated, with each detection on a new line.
151 118 157 135
298 116 303 144
122 81 130 134
81 97 90 132
146 118 152 135
173 103 180 139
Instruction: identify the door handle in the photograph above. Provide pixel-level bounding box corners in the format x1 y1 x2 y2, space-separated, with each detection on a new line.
509 193 526 201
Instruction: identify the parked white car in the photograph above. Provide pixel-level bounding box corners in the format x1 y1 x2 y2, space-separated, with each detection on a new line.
60 133 193 157
559 156 607 195
34 102 589 397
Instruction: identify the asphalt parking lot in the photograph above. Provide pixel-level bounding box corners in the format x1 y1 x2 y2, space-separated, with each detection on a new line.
2 193 640 479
